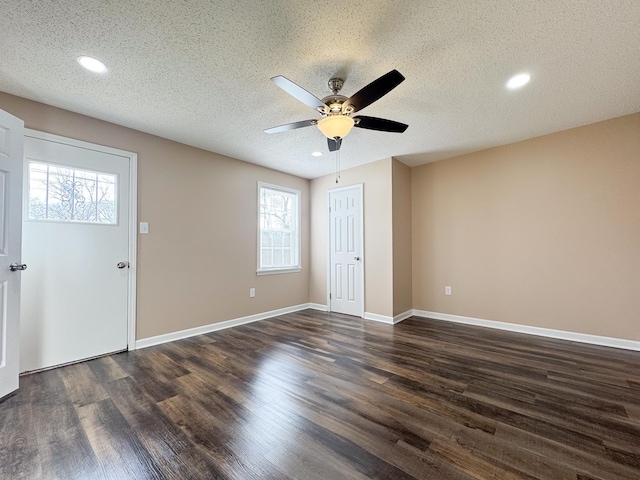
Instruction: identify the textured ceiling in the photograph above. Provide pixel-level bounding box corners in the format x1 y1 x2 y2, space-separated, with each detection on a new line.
1 1 639 179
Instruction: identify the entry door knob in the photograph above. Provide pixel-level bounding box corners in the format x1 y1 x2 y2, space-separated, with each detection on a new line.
9 263 27 271
117 262 129 269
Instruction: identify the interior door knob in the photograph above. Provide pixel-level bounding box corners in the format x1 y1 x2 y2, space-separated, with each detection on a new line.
354 257 360 261
116 262 129 269
9 263 27 271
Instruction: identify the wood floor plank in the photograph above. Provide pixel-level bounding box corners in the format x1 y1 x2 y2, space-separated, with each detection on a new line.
0 404 40 479
308 367 576 479
428 438 530 480
32 401 102 479
102 376 222 479
158 394 288 479
59 362 110 408
2 310 640 478
77 398 165 479
85 354 130 384
623 403 640 424
494 422 640 480
110 351 182 403
263 443 369 480
256 400 423 480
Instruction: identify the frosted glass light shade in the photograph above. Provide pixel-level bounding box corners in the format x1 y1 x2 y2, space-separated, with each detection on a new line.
317 115 355 139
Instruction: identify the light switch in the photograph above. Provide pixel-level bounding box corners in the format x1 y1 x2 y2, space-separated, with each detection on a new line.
139 222 149 234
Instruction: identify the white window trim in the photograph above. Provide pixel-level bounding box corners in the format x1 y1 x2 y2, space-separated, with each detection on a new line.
257 181 301 275
257 267 302 276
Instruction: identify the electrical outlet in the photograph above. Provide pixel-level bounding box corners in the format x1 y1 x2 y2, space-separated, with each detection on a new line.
445 286 452 295
249 288 255 298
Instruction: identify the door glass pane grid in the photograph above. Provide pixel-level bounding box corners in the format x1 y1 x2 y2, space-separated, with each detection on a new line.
28 162 117 224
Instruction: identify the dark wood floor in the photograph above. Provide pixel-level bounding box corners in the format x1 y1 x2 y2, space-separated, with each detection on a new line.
2 310 640 479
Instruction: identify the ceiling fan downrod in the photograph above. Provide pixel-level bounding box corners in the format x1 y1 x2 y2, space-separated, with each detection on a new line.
328 77 344 95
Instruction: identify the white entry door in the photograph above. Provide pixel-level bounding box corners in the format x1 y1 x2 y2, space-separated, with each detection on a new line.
328 184 363 317
20 132 134 372
0 109 24 399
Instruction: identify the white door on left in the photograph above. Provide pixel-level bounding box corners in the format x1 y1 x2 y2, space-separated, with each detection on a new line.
21 132 132 372
0 109 24 400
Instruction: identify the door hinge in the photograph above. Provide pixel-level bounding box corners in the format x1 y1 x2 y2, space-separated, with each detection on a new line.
329 293 332 299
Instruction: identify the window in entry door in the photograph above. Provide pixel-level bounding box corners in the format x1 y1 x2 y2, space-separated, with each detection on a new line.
27 161 118 225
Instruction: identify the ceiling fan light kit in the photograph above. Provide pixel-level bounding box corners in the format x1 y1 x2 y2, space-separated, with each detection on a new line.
317 115 355 139
265 69 408 152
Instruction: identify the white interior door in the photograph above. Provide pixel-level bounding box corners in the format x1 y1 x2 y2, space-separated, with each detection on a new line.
0 109 24 399
328 184 363 317
20 132 132 372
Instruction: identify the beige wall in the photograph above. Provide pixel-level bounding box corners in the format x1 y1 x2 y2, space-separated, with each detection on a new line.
310 158 394 317
412 113 640 341
392 159 412 316
0 92 310 340
4 90 638 342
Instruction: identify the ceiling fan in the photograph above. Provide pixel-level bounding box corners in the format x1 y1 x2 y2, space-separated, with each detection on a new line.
264 70 408 152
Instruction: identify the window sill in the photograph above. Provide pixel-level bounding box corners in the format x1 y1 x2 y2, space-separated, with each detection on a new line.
257 267 302 276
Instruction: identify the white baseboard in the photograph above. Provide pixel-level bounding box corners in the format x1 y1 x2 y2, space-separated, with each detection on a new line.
308 303 328 311
364 311 412 324
393 310 413 324
136 303 313 349
412 310 640 352
136 303 640 352
364 312 394 324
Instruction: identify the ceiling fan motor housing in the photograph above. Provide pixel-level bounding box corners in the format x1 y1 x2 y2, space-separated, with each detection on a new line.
323 78 355 115
321 94 348 114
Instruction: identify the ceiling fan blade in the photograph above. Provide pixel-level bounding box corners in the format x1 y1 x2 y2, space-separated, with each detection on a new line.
342 70 405 113
264 119 317 134
354 115 408 133
271 76 326 111
328 137 342 151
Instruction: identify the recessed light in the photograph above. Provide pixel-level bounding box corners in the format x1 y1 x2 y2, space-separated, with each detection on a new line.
77 56 108 74
311 151 323 157
506 73 530 90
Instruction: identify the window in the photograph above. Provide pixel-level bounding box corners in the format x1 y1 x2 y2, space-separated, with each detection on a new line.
27 161 117 224
258 182 300 274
